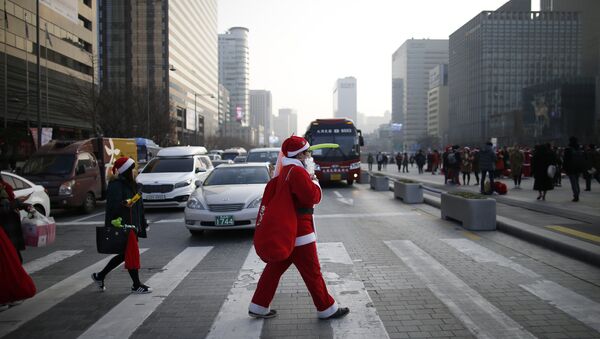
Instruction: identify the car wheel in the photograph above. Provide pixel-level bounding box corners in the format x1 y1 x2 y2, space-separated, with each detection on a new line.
82 192 96 214
34 204 46 216
189 230 204 236
347 179 354 185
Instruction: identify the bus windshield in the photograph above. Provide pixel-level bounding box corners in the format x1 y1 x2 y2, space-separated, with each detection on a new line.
309 134 358 161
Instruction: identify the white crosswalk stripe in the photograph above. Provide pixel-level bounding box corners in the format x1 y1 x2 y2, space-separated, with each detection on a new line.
442 238 600 333
23 250 83 275
78 246 212 339
0 249 148 337
385 240 536 339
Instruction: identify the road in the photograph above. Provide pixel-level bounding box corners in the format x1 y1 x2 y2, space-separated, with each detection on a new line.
2 183 600 338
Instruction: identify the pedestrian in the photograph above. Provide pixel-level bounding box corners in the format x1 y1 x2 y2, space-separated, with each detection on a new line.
563 137 586 202
431 150 440 175
249 136 350 320
402 152 409 173
509 146 524 189
0 175 32 263
479 142 496 194
376 152 383 171
383 153 388 170
471 148 480 185
583 144 600 191
447 146 461 185
367 153 374 171
495 150 505 178
426 151 433 173
91 157 151 294
460 148 472 185
395 153 402 172
409 154 415 168
415 150 426 174
442 147 449 184
532 144 556 201
553 147 563 187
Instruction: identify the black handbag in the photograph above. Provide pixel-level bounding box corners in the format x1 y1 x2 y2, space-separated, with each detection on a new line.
96 227 128 254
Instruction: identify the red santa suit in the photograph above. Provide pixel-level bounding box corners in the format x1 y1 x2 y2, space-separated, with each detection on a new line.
249 137 339 319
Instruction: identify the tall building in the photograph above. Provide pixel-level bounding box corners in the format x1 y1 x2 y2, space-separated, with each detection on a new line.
391 39 449 150
333 77 357 123
99 0 218 146
427 64 449 146
1 0 97 161
274 108 297 140
449 0 581 146
249 90 272 146
219 27 251 142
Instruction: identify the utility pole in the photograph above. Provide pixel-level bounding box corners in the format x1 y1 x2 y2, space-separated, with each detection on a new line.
36 0 41 147
3 0 7 129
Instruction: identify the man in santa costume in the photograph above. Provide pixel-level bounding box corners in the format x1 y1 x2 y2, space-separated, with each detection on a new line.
248 136 350 320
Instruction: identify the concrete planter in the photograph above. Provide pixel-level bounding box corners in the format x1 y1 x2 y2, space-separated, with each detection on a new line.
394 181 423 204
440 193 496 231
359 171 370 184
370 175 389 191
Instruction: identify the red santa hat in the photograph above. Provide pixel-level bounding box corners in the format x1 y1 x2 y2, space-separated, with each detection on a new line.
281 136 310 158
113 157 135 174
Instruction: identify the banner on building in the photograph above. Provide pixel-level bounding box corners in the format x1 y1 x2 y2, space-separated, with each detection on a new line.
40 0 79 23
30 128 53 149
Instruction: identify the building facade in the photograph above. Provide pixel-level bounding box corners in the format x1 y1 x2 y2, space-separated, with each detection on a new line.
249 90 272 146
1 0 97 164
274 108 297 140
391 39 449 151
333 76 357 123
99 0 218 146
427 64 449 146
449 0 581 146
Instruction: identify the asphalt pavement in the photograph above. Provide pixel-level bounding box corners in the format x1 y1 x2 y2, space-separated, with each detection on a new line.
2 183 600 338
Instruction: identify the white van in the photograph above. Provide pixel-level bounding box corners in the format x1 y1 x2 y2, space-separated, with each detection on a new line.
136 146 213 208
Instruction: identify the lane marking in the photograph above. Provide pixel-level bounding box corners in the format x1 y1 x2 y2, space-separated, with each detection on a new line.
385 240 535 339
78 247 212 339
333 190 354 206
206 246 265 339
23 250 83 275
462 231 481 241
442 238 600 333
546 225 600 243
71 212 106 223
318 242 354 265
0 249 148 337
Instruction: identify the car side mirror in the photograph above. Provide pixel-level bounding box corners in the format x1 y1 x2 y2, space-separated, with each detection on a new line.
194 179 203 187
76 164 86 175
359 136 365 147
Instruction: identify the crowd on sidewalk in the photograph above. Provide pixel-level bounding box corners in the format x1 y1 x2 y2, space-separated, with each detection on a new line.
366 136 600 202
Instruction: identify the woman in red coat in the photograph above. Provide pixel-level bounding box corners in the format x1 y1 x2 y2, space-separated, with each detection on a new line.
249 136 350 320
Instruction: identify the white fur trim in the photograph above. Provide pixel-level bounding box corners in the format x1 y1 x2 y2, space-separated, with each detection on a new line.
281 157 305 168
312 179 322 204
287 142 310 157
295 232 317 247
117 158 135 174
317 301 339 318
249 302 270 315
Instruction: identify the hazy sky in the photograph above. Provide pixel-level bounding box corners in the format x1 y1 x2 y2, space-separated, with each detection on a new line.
218 0 530 131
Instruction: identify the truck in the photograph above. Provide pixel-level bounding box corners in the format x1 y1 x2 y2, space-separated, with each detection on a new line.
20 138 137 213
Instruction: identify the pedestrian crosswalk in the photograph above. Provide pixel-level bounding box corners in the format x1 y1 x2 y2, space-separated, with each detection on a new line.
2 239 600 338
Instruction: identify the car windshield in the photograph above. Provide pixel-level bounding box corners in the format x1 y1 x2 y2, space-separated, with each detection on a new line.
203 167 269 185
247 151 279 165
142 157 193 173
21 155 76 176
221 152 238 160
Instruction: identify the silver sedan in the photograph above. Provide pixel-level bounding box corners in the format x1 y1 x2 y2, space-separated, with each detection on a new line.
184 163 271 236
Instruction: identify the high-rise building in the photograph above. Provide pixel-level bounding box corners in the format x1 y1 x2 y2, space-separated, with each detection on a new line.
99 0 218 146
427 64 449 147
333 77 357 123
274 108 297 140
219 27 250 142
1 0 97 157
391 39 449 150
250 90 272 146
449 0 581 146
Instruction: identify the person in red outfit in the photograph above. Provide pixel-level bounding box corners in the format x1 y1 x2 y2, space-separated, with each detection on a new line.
249 136 350 320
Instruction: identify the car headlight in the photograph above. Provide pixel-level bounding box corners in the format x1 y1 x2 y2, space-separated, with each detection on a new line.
247 196 262 209
314 164 321 171
349 162 361 170
187 197 205 210
59 180 75 196
174 179 192 189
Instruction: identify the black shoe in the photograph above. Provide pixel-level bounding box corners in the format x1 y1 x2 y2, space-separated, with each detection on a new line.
91 273 105 291
572 197 579 202
584 189 591 191
322 307 350 320
131 284 152 294
249 310 277 319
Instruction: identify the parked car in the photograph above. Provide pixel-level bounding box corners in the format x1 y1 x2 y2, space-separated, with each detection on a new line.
209 149 224 156
221 147 247 161
184 163 271 235
1 171 51 217
212 159 234 167
136 146 213 208
247 147 280 165
208 154 222 161
233 156 247 163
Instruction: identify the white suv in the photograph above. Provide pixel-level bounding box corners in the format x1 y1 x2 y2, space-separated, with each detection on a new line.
136 147 213 208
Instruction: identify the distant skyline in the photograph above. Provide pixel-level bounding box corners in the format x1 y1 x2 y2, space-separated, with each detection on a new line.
218 0 529 132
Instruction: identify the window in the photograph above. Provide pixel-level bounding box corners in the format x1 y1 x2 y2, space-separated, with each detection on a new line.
77 153 96 169
1 174 30 190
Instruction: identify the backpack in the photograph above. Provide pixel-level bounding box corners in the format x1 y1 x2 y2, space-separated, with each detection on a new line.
447 152 457 165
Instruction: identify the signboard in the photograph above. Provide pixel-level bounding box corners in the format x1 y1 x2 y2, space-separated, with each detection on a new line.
30 128 53 149
315 128 354 135
186 109 196 131
235 106 244 122
40 0 79 23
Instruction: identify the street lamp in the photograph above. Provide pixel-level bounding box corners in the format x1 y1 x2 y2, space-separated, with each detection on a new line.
147 64 176 137
193 92 215 145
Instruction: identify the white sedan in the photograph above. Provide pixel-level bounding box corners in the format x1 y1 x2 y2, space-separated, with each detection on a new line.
1 171 51 216
184 163 271 235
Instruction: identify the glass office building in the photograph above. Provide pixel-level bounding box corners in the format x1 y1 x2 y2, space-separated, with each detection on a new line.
449 0 581 146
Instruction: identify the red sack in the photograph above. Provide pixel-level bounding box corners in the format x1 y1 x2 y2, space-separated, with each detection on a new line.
124 230 140 270
494 182 508 195
254 168 297 263
0 227 36 304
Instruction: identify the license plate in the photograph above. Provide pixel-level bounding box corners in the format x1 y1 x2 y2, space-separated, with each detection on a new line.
330 173 341 181
145 194 165 200
215 215 234 226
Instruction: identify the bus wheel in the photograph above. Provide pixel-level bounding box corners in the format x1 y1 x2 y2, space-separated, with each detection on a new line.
347 179 354 185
